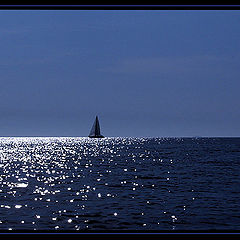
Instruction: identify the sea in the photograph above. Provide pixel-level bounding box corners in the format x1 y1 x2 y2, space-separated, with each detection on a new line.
0 137 239 232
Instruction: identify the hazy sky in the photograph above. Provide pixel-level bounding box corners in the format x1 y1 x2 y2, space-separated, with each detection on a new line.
0 10 240 137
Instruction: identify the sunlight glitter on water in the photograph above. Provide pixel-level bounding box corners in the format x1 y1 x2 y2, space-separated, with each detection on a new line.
0 137 239 231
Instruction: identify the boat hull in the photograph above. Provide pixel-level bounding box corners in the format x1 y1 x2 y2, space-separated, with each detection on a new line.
88 135 104 138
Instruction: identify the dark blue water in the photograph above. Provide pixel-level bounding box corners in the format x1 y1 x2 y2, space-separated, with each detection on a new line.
0 137 239 231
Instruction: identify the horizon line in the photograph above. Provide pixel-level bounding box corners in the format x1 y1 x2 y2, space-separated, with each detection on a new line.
0 136 239 138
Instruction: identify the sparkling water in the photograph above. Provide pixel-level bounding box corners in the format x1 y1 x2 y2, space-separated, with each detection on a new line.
0 137 239 231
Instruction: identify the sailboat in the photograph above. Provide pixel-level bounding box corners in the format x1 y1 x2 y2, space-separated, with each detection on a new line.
88 116 104 138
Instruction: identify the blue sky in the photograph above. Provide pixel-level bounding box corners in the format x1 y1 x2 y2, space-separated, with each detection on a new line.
0 10 240 137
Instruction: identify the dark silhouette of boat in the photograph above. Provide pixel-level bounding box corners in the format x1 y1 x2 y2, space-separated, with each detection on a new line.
88 116 104 138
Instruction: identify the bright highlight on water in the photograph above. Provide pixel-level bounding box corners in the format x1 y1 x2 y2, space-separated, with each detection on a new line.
0 137 239 231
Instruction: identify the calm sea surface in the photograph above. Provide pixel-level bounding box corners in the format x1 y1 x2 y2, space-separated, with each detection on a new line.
0 137 239 231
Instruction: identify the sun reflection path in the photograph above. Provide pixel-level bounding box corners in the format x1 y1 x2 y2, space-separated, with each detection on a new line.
0 137 198 231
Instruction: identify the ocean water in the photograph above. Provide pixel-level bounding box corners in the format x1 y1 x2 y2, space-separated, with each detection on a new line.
0 137 239 232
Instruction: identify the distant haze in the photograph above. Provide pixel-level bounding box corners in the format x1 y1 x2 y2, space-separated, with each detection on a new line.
0 10 239 137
